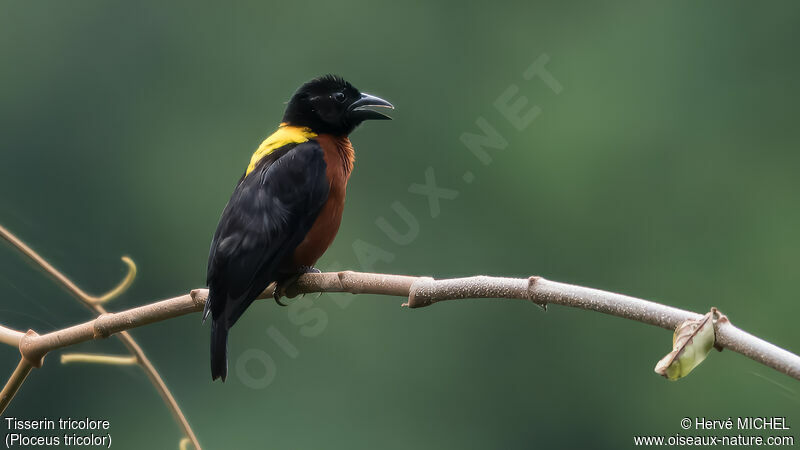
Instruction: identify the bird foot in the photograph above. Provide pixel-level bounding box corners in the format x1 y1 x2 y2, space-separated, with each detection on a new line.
298 265 322 274
273 266 321 306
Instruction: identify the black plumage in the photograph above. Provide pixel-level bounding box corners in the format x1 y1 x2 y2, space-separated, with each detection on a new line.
205 75 393 381
205 142 329 380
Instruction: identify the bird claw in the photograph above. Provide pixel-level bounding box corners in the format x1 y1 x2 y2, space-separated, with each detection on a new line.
298 265 322 274
273 278 294 307
272 266 320 307
273 287 288 307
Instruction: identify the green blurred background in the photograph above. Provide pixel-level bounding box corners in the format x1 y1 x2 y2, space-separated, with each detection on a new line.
1 1 799 448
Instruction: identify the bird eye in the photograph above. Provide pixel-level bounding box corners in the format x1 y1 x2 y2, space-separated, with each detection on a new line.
332 92 346 103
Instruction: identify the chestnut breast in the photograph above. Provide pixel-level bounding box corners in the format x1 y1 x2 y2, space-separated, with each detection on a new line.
291 134 354 268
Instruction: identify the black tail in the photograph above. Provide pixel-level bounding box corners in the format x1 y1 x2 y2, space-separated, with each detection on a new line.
210 318 229 382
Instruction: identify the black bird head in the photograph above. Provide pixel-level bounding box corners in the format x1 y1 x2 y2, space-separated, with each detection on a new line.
282 75 393 136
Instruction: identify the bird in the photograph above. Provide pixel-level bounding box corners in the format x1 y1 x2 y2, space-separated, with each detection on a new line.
204 75 393 381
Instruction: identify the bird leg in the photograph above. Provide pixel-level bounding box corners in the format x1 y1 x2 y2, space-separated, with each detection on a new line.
273 266 321 306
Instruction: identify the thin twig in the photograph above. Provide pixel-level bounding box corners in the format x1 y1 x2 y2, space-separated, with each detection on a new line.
0 358 33 413
0 224 200 450
0 224 136 305
0 324 24 347
114 329 201 449
61 353 138 365
2 271 798 382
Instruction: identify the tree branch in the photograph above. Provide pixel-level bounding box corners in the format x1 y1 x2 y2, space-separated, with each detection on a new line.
0 224 200 450
3 271 799 383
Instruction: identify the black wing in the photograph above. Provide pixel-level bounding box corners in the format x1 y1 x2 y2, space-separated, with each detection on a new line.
205 140 329 328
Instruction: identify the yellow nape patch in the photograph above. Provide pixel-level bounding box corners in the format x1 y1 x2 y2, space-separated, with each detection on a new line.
245 124 317 176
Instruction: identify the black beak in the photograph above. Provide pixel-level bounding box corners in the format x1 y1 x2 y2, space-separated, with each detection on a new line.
347 93 394 121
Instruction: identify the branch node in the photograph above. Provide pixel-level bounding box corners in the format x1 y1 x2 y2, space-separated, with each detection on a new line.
93 313 114 339
190 289 208 309
19 330 45 368
527 276 547 310
404 277 436 308
337 271 357 291
711 307 728 352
